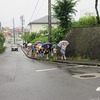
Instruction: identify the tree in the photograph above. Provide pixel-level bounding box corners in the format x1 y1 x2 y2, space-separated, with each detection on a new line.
95 0 100 25
51 26 66 43
21 33 30 43
52 0 77 29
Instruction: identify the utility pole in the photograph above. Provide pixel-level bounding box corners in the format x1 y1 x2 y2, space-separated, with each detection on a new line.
48 0 52 42
20 15 25 35
13 18 15 44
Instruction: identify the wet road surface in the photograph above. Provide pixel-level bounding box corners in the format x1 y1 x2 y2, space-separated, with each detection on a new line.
0 45 100 100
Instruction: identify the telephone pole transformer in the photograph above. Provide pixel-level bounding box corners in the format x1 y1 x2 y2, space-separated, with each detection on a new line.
48 0 52 42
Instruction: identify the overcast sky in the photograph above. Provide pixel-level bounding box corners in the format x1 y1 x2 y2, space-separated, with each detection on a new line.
0 0 100 28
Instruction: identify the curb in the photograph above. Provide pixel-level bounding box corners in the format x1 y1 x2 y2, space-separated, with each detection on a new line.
21 47 100 67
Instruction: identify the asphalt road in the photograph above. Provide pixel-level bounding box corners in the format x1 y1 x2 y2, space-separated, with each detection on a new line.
0 44 100 100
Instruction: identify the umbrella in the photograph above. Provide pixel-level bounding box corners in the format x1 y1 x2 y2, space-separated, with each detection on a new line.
58 40 69 47
27 43 32 46
42 42 52 48
35 41 43 44
51 44 58 49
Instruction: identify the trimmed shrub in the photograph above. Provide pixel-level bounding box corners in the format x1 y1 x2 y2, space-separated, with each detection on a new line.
65 27 100 60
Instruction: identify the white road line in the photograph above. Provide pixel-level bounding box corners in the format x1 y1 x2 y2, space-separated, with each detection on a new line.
96 87 100 91
36 68 58 72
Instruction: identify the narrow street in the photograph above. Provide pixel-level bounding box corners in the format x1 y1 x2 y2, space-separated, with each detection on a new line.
0 45 100 100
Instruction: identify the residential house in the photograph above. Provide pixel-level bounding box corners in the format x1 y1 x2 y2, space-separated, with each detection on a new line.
28 15 59 33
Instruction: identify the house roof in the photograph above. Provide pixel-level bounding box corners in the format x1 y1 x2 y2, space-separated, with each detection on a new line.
29 15 59 25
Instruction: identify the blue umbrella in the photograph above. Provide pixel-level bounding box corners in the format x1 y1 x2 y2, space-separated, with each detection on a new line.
42 42 52 48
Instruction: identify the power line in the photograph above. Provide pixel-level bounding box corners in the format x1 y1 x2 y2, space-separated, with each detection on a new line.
21 0 28 15
29 0 40 22
34 0 45 20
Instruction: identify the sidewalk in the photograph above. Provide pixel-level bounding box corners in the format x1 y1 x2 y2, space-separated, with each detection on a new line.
21 47 100 66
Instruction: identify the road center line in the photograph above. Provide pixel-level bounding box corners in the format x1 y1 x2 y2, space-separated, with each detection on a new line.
36 68 58 72
96 87 100 91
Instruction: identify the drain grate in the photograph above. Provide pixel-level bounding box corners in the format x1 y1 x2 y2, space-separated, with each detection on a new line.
73 73 100 79
80 75 96 78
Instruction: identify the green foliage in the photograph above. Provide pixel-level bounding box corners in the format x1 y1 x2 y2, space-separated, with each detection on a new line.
78 16 97 27
22 30 48 44
51 26 67 44
27 32 36 43
71 15 98 27
22 32 36 43
22 32 30 42
52 0 77 29
31 30 48 43
0 32 5 44
31 36 48 43
0 45 6 53
0 32 6 53
39 30 48 36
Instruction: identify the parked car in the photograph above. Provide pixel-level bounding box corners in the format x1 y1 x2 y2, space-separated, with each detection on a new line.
11 44 18 51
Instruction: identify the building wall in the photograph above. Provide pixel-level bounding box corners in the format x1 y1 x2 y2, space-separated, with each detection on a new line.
30 24 47 33
29 23 58 33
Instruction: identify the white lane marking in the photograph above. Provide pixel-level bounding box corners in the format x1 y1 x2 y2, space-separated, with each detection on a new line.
96 87 100 91
36 68 58 72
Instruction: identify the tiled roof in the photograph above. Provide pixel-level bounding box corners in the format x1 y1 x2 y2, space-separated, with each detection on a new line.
29 15 59 25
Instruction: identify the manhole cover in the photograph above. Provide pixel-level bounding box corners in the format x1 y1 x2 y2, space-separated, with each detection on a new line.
80 75 96 78
73 73 100 79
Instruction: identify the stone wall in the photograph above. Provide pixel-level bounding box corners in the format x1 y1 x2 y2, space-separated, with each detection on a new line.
65 27 100 60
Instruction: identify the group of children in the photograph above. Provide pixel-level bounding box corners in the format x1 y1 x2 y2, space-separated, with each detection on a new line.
26 43 67 60
26 44 50 59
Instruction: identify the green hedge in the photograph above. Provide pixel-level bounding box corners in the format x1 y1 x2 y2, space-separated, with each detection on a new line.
65 27 100 60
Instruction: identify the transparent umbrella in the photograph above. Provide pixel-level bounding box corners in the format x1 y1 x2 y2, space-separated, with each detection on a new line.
58 40 69 47
27 43 32 46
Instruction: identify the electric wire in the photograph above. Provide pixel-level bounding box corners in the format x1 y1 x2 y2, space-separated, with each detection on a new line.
29 0 40 22
20 0 32 28
21 0 28 15
34 0 45 20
